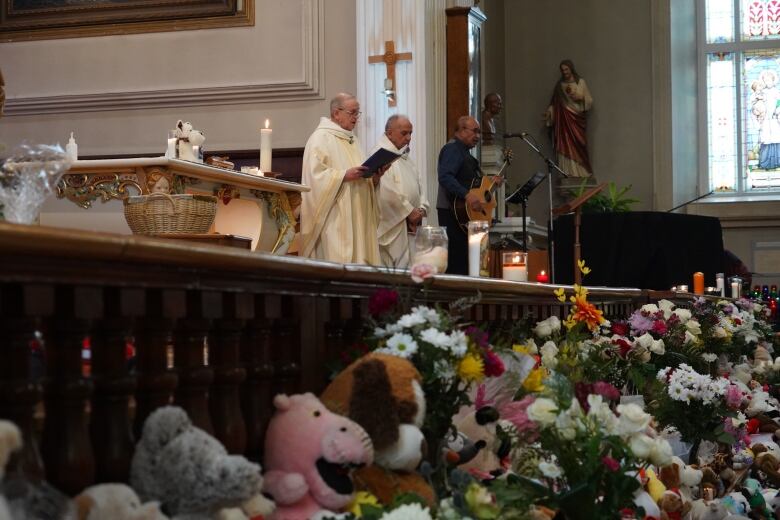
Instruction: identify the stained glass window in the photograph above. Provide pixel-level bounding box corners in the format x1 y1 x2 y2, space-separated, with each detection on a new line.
704 0 780 193
741 0 780 41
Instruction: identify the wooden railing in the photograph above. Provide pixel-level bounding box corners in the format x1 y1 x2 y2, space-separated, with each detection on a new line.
0 222 648 495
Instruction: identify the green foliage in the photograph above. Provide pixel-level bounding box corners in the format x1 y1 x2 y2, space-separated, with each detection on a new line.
571 180 640 213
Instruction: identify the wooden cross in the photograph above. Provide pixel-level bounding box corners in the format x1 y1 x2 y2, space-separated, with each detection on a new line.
368 40 412 107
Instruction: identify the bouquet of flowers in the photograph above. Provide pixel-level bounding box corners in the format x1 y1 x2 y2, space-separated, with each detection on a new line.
651 363 745 461
503 373 673 520
366 290 508 471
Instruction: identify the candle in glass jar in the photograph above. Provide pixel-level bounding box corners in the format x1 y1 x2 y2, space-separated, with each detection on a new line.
693 272 704 295
468 232 486 277
731 281 740 299
536 270 549 283
502 251 528 281
260 119 273 173
413 246 448 274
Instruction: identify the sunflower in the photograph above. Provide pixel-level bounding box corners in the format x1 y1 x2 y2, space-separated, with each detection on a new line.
457 353 485 382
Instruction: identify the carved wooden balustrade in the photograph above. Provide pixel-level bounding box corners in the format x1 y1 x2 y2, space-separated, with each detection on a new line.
0 222 649 495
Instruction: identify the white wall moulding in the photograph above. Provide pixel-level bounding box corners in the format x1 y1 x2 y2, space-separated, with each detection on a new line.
2 0 324 116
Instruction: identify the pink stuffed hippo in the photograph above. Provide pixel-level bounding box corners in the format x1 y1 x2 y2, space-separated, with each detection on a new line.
263 393 374 520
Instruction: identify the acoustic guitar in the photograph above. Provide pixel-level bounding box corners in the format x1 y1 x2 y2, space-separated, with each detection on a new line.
452 148 512 231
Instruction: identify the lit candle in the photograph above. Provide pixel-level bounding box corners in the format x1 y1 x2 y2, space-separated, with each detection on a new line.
166 130 177 159
731 280 740 299
716 272 725 297
468 232 487 277
502 251 528 282
536 270 549 283
413 246 448 274
693 272 704 295
260 119 273 174
677 284 689 292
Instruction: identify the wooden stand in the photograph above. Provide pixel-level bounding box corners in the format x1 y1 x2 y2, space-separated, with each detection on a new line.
552 183 606 285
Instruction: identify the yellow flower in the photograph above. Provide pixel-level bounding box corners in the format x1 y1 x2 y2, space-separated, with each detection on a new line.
458 353 485 382
554 287 566 302
573 283 588 298
513 338 538 355
577 259 592 275
563 315 578 331
523 367 546 392
347 491 380 517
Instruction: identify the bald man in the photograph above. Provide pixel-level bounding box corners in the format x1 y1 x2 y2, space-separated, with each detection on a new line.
374 114 429 268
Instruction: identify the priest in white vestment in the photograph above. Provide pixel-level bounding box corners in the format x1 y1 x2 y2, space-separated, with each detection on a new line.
374 115 429 268
300 93 384 264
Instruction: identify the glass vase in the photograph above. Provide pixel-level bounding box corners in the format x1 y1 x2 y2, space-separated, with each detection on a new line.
467 220 490 277
412 226 448 274
0 143 71 225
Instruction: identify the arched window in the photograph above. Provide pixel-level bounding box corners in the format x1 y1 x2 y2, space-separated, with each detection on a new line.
702 0 780 192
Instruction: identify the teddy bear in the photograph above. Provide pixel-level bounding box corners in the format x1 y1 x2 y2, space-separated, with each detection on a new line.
73 483 169 520
130 406 271 519
262 393 373 520
659 456 702 504
320 353 435 506
658 488 692 520
751 445 780 488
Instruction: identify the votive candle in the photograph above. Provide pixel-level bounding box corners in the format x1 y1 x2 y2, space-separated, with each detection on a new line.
502 251 528 282
260 119 273 173
536 270 549 283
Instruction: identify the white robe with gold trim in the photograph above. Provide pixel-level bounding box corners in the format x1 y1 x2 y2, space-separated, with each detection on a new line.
300 117 380 265
373 134 429 268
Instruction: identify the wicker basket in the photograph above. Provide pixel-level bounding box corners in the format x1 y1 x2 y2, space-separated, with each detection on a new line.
124 193 217 235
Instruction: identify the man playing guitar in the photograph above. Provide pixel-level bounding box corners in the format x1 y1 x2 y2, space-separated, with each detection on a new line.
436 116 503 275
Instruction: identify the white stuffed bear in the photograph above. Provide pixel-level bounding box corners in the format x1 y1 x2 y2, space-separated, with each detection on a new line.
74 483 169 520
130 406 272 519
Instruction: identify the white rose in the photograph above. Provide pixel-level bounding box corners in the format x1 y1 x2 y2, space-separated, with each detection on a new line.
713 326 727 338
635 333 654 350
527 397 558 427
650 338 666 355
641 304 659 314
629 434 655 459
684 330 697 345
673 308 692 324
649 438 674 467
616 403 651 435
686 319 702 336
658 299 675 319
533 316 561 338
540 341 559 368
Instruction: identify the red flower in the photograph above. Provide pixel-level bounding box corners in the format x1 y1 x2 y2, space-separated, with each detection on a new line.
613 338 633 359
602 456 620 472
592 381 621 402
368 288 399 318
651 319 668 335
482 349 505 377
611 321 629 337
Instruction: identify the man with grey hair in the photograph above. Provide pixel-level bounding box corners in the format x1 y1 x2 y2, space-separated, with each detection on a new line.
373 114 429 268
300 92 385 264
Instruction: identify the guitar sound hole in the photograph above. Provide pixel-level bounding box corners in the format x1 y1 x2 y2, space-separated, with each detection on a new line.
484 192 492 203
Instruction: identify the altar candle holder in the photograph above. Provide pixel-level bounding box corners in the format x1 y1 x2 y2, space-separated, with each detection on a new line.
502 251 527 282
730 276 743 299
693 272 704 295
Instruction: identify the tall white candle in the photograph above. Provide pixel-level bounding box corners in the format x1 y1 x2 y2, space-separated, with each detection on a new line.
260 119 273 173
468 232 486 277
731 281 740 299
503 265 527 282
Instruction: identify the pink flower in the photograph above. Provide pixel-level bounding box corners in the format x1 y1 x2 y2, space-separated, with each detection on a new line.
725 384 744 409
410 263 437 283
602 456 620 472
651 319 668 336
367 288 399 318
501 396 539 441
592 381 621 402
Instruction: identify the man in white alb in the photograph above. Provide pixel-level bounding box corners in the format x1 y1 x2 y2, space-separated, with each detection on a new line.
300 93 385 264
374 115 429 268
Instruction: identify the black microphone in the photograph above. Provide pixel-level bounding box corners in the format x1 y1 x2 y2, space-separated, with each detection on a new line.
503 132 528 139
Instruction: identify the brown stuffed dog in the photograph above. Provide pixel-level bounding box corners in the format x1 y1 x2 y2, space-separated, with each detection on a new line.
320 353 435 506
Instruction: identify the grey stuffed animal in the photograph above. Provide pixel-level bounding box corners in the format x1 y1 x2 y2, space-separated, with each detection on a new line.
131 406 263 518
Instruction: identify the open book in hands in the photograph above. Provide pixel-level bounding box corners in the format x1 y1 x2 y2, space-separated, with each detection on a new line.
361 147 402 177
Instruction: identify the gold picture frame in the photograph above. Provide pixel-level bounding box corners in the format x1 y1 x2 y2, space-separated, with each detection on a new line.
0 0 253 42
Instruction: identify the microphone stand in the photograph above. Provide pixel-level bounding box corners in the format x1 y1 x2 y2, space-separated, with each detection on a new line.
666 190 715 213
509 133 569 284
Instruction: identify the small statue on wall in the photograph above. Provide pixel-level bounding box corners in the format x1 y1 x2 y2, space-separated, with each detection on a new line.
481 92 503 146
544 59 594 177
